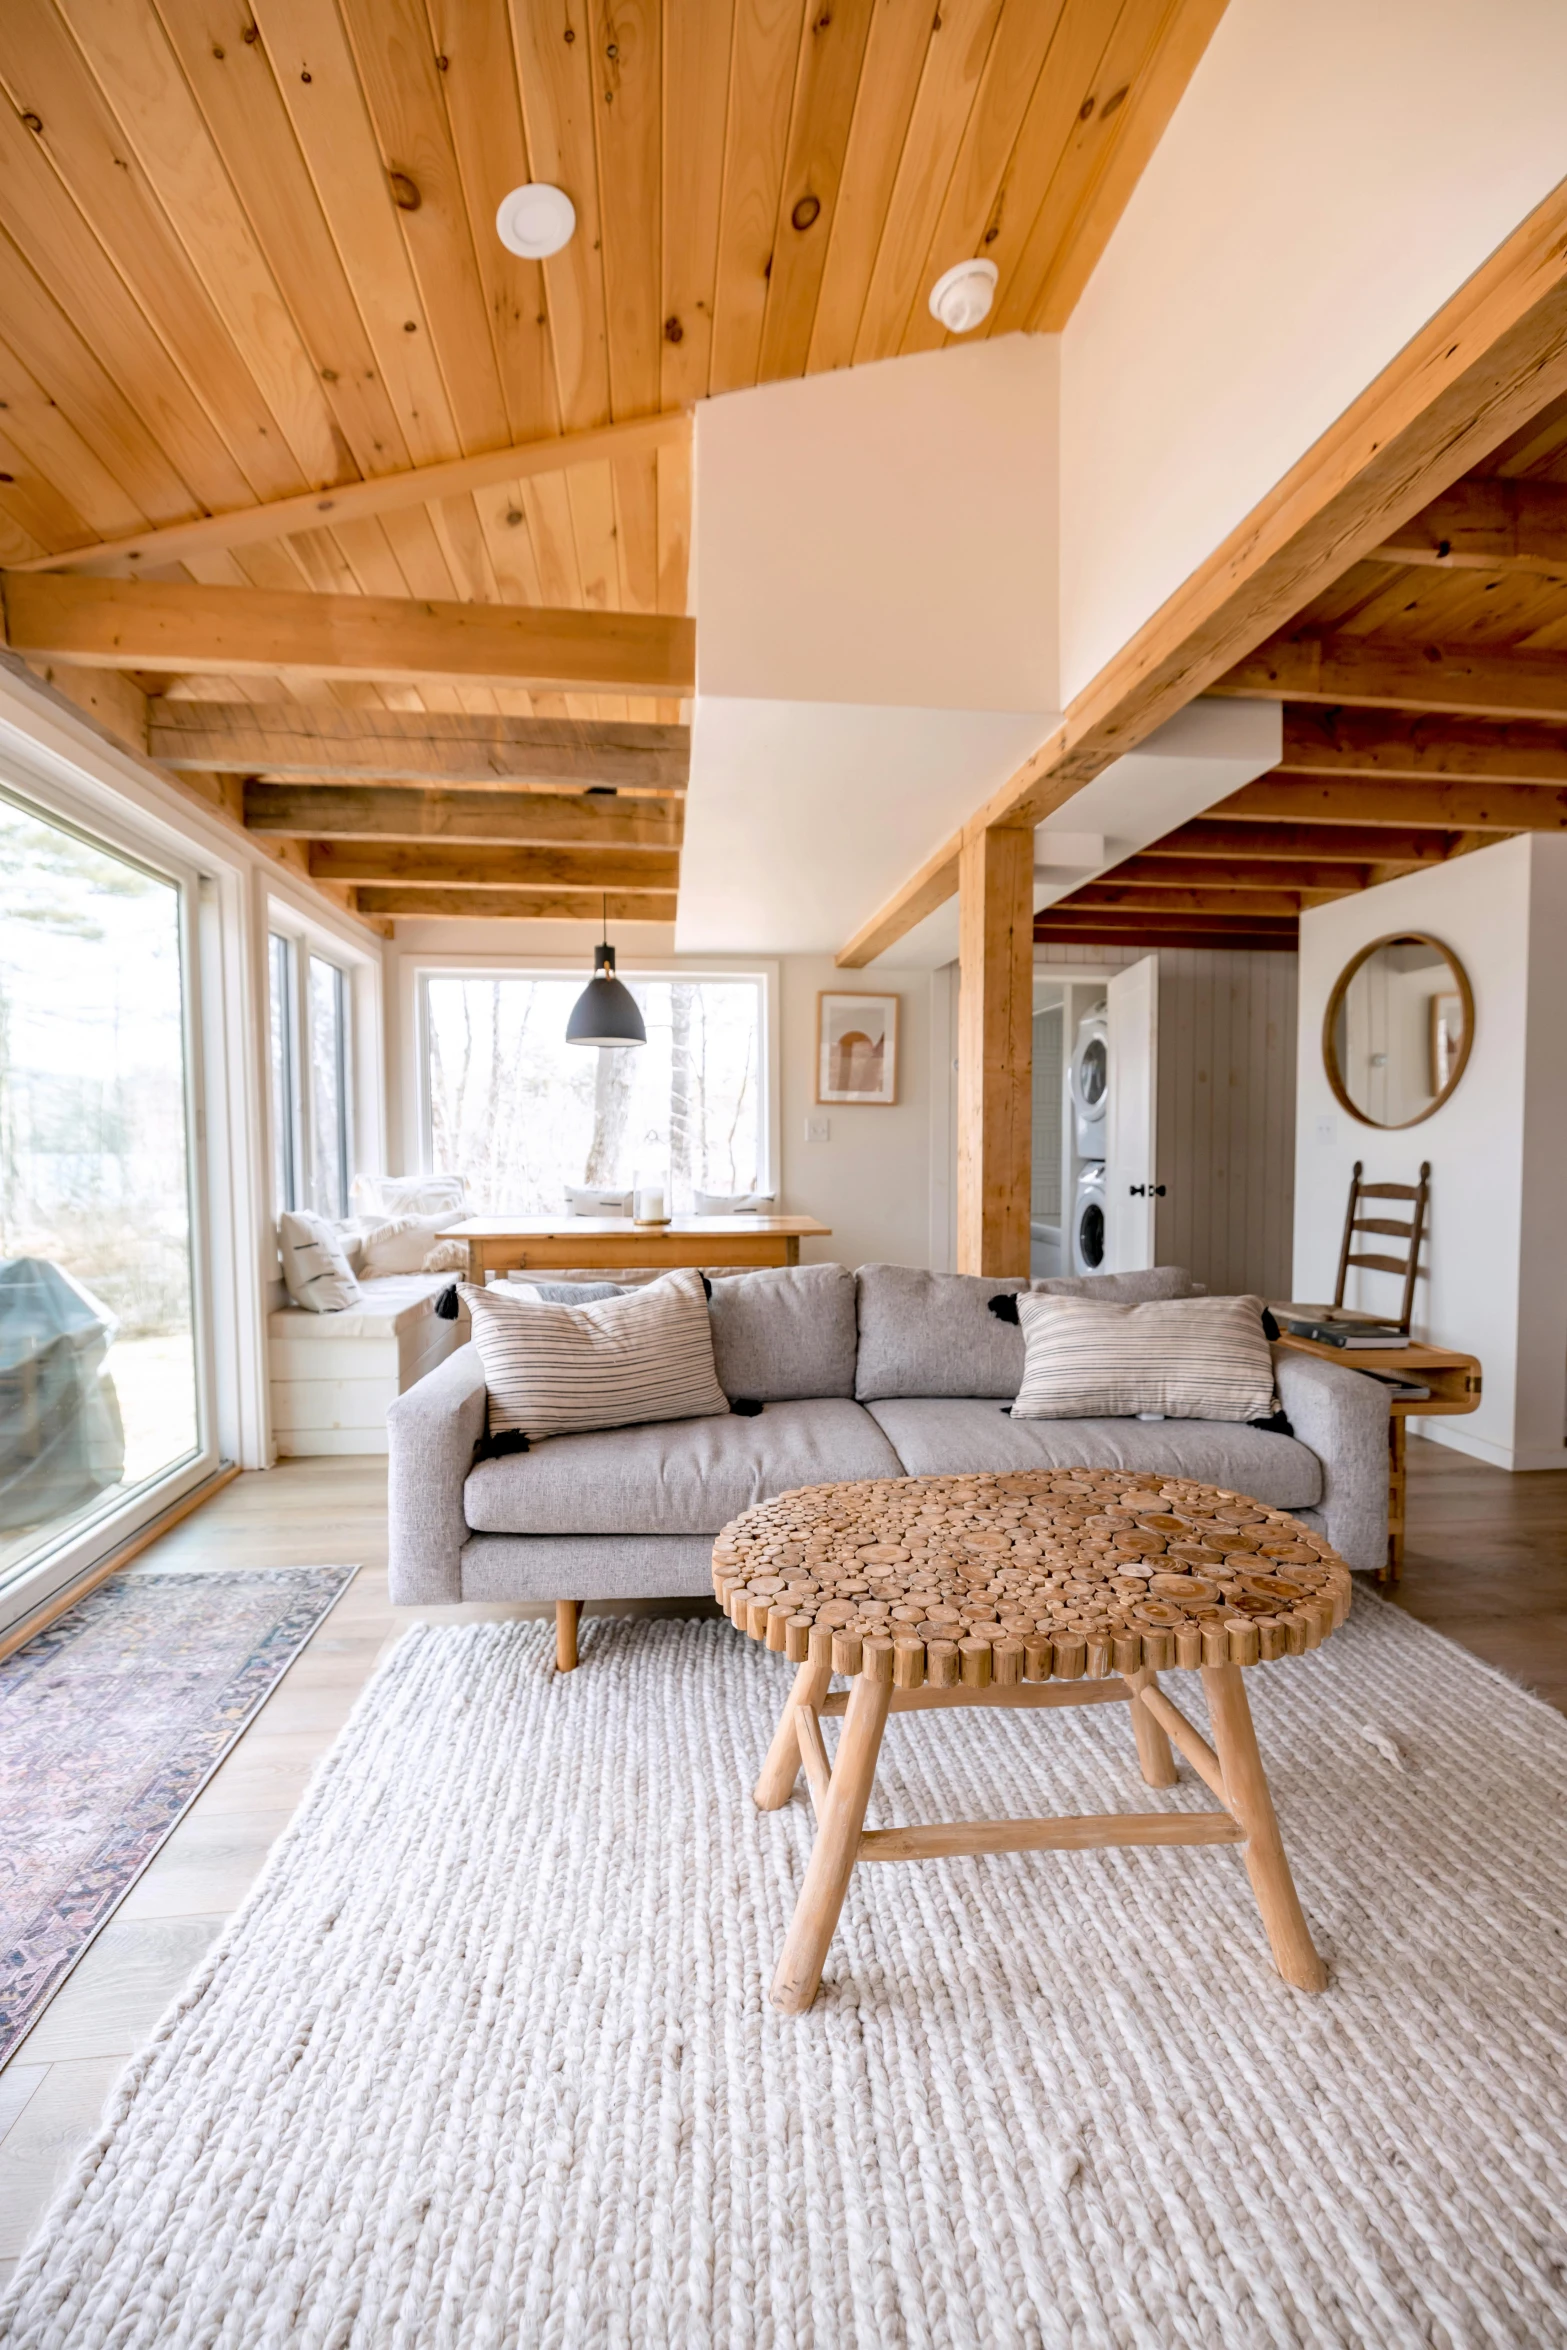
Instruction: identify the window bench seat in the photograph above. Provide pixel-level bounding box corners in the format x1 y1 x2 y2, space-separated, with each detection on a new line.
268 1275 468 1457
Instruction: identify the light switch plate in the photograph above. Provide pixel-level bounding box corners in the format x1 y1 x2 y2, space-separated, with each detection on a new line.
805 1114 831 1144
1316 1115 1336 1145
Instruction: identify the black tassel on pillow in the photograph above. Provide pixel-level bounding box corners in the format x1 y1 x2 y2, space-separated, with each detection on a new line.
987 1292 1021 1324
729 1397 764 1416
1261 1305 1280 1340
435 1283 461 1321
474 1427 530 1460
1249 1406 1295 1437
700 1272 713 1299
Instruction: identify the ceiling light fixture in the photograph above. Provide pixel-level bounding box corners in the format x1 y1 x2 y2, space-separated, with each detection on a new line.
565 900 646 1049
495 183 576 260
928 257 998 335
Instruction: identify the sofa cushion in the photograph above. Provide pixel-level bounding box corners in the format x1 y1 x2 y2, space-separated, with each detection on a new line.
460 1268 729 1439
463 1397 904 1535
708 1263 858 1400
864 1396 1323 1510
1032 1267 1201 1302
855 1264 1026 1400
1013 1294 1276 1422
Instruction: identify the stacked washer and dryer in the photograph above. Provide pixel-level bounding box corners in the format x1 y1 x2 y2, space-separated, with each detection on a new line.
1069 1005 1109 1273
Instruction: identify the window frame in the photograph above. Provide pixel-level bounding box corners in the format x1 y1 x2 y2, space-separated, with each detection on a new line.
0 774 221 1631
401 954 781 1206
266 919 356 1222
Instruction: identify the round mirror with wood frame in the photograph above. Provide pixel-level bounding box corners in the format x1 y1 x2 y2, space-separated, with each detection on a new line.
1322 932 1473 1130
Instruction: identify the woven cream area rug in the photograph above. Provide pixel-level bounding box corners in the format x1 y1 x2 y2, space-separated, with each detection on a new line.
3 1603 1565 2350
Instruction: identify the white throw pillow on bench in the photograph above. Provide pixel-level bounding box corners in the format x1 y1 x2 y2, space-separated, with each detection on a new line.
360 1212 454 1276
1013 1293 1275 1422
460 1267 730 1440
278 1212 361 1313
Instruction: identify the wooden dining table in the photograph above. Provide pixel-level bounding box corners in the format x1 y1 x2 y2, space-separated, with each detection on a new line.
439 1214 832 1285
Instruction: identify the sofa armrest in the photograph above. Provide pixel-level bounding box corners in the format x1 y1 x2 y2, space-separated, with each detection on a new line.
1272 1343 1389 1572
387 1341 487 1603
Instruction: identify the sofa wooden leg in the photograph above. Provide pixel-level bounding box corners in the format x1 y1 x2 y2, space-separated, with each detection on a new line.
555 1601 581 1672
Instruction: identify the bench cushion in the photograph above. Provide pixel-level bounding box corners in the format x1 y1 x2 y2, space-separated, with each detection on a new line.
865 1396 1323 1510
267 1273 459 1342
463 1397 903 1536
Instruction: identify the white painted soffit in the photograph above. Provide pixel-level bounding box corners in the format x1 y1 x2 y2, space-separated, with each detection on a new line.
673 698 1057 956
888 696 1283 968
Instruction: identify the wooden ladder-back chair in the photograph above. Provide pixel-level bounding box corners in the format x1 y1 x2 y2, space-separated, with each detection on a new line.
1334 1161 1431 1336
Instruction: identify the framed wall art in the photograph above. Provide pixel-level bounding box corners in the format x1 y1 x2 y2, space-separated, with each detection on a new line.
816 991 898 1106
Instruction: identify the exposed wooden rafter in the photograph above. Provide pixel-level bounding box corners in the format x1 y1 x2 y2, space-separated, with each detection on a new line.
1366 475 1567 571
1212 633 1567 722
1212 775 1567 830
0 575 696 697
1277 706 1567 785
244 785 683 848
9 414 690 577
351 888 678 921
1068 884 1320 918
1149 818 1462 866
307 842 680 891
1100 853 1372 891
151 705 690 791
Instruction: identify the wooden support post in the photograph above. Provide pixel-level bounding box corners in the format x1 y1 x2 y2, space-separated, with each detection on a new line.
754 1657 832 1810
956 822 1034 1275
771 1670 893 2013
555 1600 581 1673
1201 1661 1328 1993
1383 1416 1407 1583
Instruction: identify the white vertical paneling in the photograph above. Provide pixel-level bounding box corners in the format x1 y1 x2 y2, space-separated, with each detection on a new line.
1155 948 1297 1298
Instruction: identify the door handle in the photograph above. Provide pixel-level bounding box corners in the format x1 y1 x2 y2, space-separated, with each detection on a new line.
1128 1184 1168 1197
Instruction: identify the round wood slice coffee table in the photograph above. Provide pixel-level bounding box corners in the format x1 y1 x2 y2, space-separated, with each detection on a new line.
713 1468 1351 2013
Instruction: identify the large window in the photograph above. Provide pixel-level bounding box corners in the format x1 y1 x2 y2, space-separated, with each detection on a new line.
422 972 766 1212
268 931 351 1219
0 791 201 1593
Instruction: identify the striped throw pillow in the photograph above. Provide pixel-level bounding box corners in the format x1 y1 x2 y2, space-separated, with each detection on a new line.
1013 1294 1275 1422
459 1268 730 1440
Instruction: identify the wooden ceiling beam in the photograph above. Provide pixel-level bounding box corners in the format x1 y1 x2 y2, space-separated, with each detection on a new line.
353 887 678 922
307 842 680 891
1366 475 1567 571
838 175 1567 964
0 574 697 697
1105 853 1371 892
245 785 683 849
1278 704 1567 786
1212 775 1566 829
1067 884 1315 919
1035 922 1299 954
151 703 690 790
1154 817 1461 864
1212 631 1567 722
1040 903 1298 933
8 413 690 576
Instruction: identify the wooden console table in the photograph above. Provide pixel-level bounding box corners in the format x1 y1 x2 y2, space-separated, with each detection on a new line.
1273 1331 1481 1582
439 1214 832 1285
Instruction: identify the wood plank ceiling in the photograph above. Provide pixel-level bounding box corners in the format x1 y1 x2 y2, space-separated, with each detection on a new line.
1036 389 1567 956
0 0 1226 926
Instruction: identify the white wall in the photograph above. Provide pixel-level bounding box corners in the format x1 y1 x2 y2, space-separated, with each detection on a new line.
695 334 1058 710
1060 0 1567 703
1293 836 1567 1471
777 958 945 1273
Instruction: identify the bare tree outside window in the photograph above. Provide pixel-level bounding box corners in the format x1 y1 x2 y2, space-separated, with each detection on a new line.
423 975 763 1212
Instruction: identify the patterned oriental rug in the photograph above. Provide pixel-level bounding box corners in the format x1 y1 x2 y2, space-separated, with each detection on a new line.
0 1566 356 2067
3 1603 1565 2348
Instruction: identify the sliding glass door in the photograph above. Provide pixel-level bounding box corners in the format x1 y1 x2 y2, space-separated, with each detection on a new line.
0 788 209 1609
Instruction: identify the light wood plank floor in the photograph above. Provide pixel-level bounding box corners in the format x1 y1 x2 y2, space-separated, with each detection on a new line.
2 1438 1563 2282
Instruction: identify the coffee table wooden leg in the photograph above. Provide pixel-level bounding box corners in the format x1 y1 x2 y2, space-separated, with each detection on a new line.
1127 1673 1178 1788
754 1658 832 1810
555 1601 581 1673
1202 1661 1327 1993
771 1671 893 2014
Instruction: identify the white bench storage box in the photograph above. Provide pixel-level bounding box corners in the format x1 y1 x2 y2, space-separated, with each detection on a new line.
268 1274 467 1457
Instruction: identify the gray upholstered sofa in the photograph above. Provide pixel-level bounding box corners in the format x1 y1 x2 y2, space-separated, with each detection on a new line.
387 1264 1390 1661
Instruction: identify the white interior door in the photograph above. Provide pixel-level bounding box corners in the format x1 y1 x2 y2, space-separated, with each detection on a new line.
1107 956 1159 1270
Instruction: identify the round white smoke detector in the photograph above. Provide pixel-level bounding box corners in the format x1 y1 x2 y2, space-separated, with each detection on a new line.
928 256 998 335
495 183 577 260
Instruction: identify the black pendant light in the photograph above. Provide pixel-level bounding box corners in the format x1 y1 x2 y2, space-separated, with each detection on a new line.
565 899 646 1048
